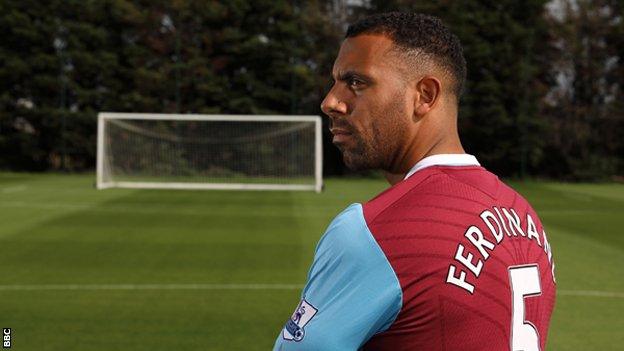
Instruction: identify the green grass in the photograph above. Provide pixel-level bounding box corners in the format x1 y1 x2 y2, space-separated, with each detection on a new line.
0 173 622 350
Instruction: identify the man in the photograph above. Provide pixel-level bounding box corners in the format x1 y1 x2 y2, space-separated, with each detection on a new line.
274 12 555 351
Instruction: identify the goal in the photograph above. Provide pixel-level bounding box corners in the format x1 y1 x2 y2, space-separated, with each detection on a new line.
96 112 323 192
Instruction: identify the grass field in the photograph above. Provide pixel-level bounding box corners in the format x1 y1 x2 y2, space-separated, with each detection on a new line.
0 172 622 350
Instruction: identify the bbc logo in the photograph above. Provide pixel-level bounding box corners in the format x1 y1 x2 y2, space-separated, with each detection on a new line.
3 328 10 349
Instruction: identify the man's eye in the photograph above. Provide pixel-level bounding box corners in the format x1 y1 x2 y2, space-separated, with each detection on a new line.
348 78 364 89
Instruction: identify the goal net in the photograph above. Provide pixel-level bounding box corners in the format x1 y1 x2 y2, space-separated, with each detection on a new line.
96 113 323 192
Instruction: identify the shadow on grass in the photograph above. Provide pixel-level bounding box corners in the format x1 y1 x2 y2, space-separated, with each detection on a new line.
0 188 307 285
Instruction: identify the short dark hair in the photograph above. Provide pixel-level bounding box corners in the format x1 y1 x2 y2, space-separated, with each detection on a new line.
346 12 467 99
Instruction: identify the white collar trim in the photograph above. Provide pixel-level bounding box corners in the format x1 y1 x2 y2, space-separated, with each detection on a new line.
404 154 480 180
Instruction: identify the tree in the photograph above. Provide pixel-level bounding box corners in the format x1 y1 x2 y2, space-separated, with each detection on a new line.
0 0 344 172
541 0 624 179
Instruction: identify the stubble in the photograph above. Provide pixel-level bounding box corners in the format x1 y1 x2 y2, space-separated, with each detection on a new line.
339 91 410 172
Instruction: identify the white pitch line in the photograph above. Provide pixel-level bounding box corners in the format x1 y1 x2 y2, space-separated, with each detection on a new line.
1 185 27 193
0 283 304 291
0 284 621 298
0 201 336 218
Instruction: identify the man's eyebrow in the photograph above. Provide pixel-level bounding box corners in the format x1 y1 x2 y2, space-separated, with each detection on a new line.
332 70 374 83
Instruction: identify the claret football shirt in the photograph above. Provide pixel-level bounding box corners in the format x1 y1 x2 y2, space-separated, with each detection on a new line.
274 154 556 351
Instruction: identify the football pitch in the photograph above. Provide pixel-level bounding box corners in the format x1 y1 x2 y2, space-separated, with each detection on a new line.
0 172 622 350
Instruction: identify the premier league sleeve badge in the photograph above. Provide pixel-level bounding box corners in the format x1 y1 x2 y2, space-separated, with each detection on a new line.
282 298 318 342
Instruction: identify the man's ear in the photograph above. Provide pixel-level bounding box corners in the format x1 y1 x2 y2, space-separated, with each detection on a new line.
413 76 442 117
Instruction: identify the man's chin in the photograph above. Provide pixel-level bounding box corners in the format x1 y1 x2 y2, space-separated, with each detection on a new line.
341 152 373 172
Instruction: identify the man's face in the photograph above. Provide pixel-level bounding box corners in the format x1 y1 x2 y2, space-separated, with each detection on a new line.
321 34 413 171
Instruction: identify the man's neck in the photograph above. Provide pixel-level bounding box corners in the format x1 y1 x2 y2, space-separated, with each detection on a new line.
386 133 465 186
384 171 406 185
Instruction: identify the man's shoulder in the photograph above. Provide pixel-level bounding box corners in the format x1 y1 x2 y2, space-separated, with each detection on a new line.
316 203 376 261
363 165 498 224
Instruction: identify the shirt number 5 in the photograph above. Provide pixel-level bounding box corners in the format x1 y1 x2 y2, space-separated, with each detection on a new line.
509 264 541 351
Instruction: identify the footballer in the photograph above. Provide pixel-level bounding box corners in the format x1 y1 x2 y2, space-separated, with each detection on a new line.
274 12 556 351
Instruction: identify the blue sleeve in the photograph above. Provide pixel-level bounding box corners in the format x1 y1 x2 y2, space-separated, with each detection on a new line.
273 203 402 351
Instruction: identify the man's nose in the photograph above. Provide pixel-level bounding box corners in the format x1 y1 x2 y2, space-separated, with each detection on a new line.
321 88 348 117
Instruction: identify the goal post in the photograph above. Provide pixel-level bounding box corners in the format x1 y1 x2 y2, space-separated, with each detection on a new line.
96 112 323 192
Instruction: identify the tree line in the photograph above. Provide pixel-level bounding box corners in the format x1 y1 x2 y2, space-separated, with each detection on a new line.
0 0 622 180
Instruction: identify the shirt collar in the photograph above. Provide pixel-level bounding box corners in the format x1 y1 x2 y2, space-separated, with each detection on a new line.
404 154 480 180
